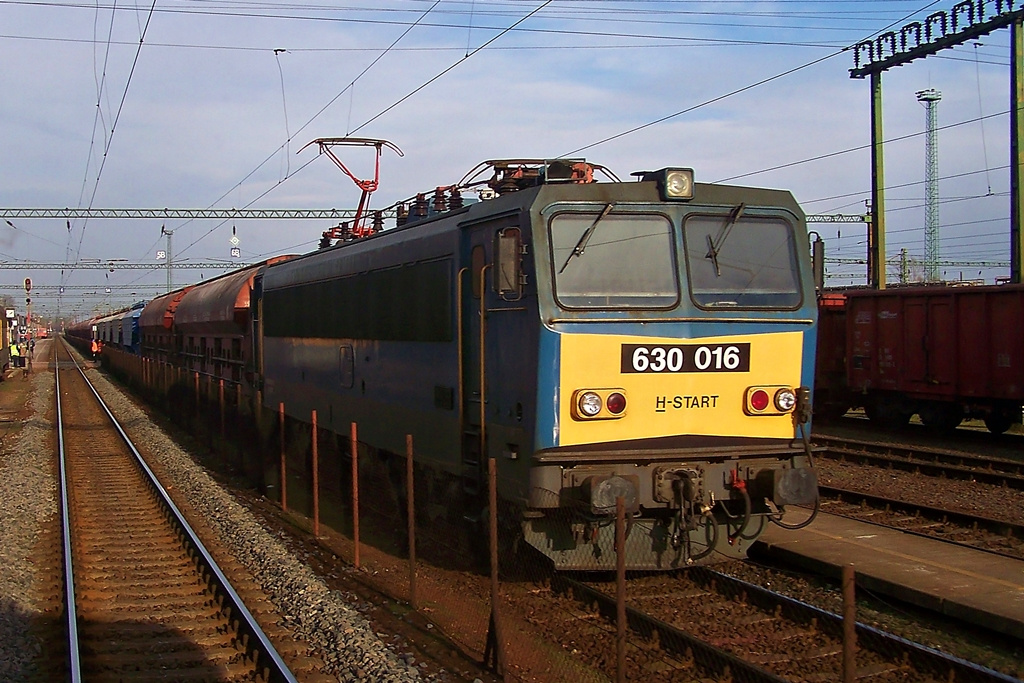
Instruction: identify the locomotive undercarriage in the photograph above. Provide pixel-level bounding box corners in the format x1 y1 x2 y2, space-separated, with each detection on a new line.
524 451 817 570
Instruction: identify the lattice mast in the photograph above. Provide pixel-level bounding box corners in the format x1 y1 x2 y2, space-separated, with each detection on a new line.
917 88 942 282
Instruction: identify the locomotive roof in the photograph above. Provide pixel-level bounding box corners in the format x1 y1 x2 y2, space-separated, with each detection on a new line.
261 177 804 290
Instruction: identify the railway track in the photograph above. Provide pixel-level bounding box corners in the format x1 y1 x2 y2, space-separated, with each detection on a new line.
55 339 297 682
814 434 1024 489
817 485 1024 560
560 568 1020 683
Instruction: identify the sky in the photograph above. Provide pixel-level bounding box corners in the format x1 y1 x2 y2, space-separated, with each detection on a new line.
0 0 1015 322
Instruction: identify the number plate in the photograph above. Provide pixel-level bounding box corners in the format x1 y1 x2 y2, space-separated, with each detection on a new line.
620 343 750 373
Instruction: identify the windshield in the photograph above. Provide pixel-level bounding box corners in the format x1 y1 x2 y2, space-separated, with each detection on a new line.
550 212 678 309
682 214 802 309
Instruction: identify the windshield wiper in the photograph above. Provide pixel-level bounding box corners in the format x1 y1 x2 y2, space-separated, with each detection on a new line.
704 203 745 277
559 203 615 274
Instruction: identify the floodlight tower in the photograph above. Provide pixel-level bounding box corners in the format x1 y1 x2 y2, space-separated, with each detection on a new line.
917 88 942 282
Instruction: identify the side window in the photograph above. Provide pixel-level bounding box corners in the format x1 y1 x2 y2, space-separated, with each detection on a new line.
494 227 523 299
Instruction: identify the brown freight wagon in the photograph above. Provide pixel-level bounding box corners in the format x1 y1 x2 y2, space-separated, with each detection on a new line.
812 291 850 419
836 284 1024 434
139 287 192 364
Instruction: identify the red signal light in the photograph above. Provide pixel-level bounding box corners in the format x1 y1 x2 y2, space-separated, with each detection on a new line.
606 392 626 414
750 389 770 412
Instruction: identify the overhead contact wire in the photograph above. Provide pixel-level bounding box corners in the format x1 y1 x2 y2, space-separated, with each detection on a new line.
561 0 940 159
350 0 555 135
172 0 443 258
72 0 159 273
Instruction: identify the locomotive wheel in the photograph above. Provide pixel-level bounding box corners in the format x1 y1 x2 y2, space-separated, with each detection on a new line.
984 414 1013 435
816 405 850 421
864 398 910 429
919 403 963 432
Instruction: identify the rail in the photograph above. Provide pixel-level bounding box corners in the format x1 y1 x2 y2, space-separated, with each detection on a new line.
55 354 81 683
815 434 1024 490
559 566 1020 683
818 484 1024 558
56 337 298 682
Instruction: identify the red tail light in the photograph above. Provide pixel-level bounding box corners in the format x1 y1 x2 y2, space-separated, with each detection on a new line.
750 389 770 412
606 392 626 415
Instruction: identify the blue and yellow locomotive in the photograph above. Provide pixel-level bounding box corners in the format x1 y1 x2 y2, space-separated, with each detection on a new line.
257 159 818 570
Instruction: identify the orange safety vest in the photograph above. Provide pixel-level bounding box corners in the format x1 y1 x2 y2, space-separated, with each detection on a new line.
91 340 99 353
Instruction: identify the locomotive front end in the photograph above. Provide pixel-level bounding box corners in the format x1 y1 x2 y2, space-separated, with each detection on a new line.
524 173 819 570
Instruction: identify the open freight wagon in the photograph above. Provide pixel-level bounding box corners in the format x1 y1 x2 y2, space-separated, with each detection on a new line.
815 284 1024 434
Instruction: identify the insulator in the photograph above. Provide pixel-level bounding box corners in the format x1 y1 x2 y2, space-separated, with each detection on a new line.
414 193 428 217
372 211 383 233
396 203 408 227
432 187 447 213
448 187 463 210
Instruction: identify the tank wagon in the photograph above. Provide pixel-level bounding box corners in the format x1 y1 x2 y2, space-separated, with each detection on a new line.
815 284 1024 434
253 159 819 569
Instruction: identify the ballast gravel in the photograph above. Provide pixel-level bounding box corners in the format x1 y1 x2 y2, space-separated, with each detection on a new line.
0 370 55 681
80 364 427 682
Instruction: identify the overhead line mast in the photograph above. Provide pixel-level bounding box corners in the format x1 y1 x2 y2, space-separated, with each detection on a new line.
850 1 1024 286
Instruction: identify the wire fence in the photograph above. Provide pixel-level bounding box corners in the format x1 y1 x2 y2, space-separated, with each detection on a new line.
99 344 878 683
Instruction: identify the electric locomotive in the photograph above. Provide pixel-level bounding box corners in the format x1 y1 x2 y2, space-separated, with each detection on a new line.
258 159 819 570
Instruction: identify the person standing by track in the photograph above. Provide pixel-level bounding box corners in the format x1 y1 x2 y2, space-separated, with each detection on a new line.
10 341 22 378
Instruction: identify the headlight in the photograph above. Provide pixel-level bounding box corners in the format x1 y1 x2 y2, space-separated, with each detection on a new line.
775 388 797 412
578 391 602 417
664 169 694 199
637 167 695 201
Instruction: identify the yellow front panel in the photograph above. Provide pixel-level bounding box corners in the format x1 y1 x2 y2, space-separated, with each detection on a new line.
558 330 803 446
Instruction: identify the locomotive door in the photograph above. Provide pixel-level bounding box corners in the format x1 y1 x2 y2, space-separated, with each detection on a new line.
459 232 490 502
459 212 525 506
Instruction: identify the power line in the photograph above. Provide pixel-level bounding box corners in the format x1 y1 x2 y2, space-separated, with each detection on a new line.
167 1 442 261
0 208 372 219
351 0 554 134
718 110 1008 184
559 0 941 157
71 0 159 277
804 164 1010 207
0 261 252 269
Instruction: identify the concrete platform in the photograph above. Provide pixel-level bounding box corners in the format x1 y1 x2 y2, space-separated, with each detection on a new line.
753 511 1024 640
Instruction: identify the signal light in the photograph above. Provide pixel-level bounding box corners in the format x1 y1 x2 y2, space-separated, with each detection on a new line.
750 389 770 412
745 385 797 416
571 388 628 420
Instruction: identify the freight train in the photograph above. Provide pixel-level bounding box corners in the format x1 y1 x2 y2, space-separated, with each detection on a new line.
814 285 1024 434
66 158 820 570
